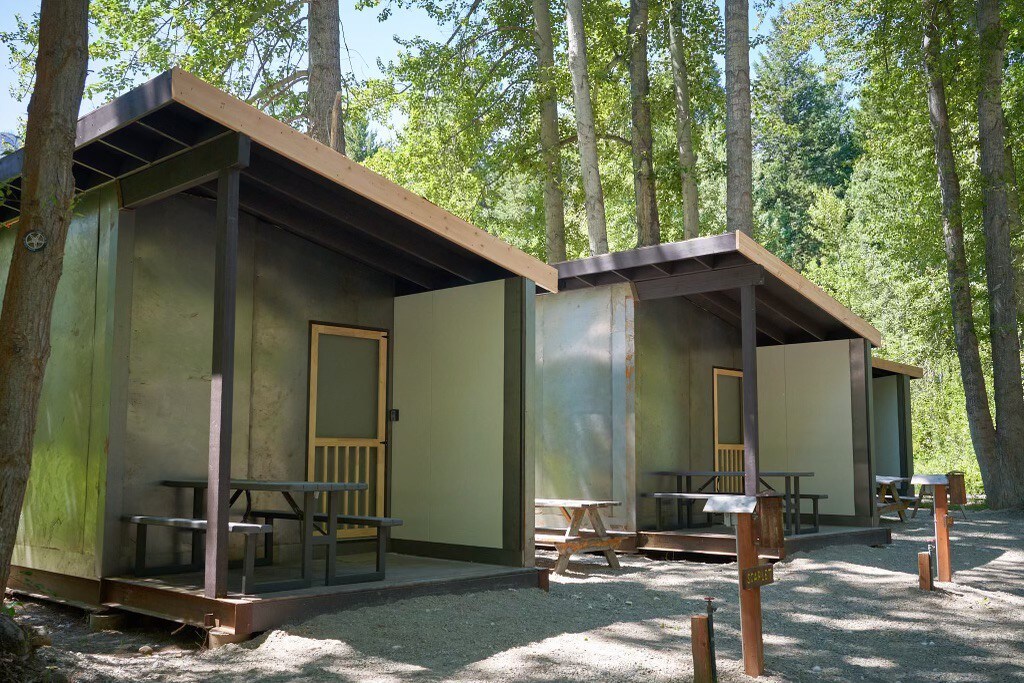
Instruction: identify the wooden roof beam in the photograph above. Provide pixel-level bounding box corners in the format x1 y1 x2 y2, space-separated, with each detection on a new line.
634 264 765 301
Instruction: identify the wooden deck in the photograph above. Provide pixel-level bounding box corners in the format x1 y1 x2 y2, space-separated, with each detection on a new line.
10 553 547 640
637 524 891 560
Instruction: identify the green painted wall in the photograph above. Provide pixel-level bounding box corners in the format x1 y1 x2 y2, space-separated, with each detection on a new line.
6 186 119 579
391 280 506 549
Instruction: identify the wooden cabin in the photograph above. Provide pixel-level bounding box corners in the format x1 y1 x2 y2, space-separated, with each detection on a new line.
535 233 904 555
0 70 555 640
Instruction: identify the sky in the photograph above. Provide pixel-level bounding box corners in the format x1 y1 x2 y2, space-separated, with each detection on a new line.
0 1 776 135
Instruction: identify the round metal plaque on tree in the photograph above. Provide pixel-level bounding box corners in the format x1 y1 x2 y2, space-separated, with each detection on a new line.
23 230 47 252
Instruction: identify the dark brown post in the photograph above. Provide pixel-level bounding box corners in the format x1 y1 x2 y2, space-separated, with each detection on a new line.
736 512 764 676
205 168 240 599
740 284 759 496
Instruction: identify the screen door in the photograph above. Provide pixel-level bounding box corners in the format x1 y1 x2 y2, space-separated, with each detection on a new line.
308 324 387 538
713 368 744 493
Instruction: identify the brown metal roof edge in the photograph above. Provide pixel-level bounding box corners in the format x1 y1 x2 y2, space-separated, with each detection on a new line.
872 357 925 378
167 68 558 293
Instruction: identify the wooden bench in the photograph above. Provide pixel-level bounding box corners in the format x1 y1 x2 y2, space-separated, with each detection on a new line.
641 492 719 530
535 533 623 574
125 515 271 594
249 509 403 577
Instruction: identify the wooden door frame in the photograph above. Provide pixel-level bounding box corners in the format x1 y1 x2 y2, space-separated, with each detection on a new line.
307 322 389 536
712 367 744 492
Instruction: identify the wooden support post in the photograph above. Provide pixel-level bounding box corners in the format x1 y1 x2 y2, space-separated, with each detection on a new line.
918 551 933 590
740 285 759 496
736 512 764 676
691 614 714 683
204 168 240 599
738 284 765 676
933 483 952 582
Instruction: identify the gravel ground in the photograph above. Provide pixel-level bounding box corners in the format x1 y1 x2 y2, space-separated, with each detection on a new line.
14 509 1024 682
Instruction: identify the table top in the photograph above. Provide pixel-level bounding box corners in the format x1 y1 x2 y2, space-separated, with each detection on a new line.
911 474 949 486
649 470 814 478
875 475 909 485
162 478 368 493
535 498 620 509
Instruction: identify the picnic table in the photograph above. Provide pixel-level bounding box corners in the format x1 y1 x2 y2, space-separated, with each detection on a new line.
535 498 623 574
162 478 369 591
875 475 910 521
646 470 820 535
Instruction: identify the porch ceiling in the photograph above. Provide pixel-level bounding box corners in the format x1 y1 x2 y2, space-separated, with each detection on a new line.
552 232 882 347
0 68 557 294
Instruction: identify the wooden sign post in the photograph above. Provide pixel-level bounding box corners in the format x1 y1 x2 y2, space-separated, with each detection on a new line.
913 474 952 583
704 494 768 677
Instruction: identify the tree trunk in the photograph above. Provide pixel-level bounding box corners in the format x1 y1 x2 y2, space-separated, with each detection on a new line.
976 0 1024 506
565 0 610 255
532 0 567 263
724 0 753 236
921 0 1000 501
628 0 660 247
0 0 89 592
669 0 700 240
308 0 345 154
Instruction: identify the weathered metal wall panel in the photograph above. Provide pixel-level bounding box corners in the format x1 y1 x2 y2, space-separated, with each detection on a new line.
246 215 394 545
535 284 635 529
116 194 395 570
872 375 901 477
7 187 120 579
634 296 740 529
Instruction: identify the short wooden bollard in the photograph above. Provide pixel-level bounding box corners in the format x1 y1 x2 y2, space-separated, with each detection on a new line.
933 483 952 582
918 551 933 591
691 614 714 683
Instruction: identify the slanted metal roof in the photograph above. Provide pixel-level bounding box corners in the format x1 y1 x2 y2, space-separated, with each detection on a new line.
872 357 924 378
0 69 558 294
553 231 882 347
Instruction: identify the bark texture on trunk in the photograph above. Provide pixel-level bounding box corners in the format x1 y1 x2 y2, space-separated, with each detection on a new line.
565 0 610 255
976 0 1024 506
669 0 700 240
308 0 345 153
628 0 660 247
532 0 567 263
0 0 89 592
724 0 753 236
922 1 1001 500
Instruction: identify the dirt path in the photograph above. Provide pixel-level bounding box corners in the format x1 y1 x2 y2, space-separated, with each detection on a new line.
14 509 1024 682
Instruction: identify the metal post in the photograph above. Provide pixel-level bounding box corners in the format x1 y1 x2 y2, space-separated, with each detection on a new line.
739 285 759 497
204 168 240 599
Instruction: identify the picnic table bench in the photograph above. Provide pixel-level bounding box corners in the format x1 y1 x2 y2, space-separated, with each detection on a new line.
645 470 823 534
875 475 911 521
535 499 623 574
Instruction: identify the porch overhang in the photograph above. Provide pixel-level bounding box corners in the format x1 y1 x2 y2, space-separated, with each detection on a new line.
551 231 882 347
0 68 558 294
872 357 924 378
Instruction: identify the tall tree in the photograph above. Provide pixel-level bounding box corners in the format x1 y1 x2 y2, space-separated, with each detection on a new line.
628 0 661 246
724 0 753 235
975 0 1024 502
921 0 1001 502
0 0 89 592
565 0 610 255
669 0 700 240
752 24 858 266
308 0 345 153
531 0 567 263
